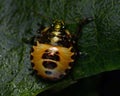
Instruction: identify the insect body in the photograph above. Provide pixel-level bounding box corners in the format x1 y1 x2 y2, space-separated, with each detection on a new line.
30 19 93 81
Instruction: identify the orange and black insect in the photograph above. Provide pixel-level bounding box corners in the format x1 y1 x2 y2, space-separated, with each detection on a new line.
30 18 93 81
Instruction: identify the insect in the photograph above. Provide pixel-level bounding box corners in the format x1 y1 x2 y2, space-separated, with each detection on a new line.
30 18 93 81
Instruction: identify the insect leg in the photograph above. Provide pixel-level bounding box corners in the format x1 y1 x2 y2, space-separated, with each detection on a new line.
36 23 45 33
75 17 94 40
73 17 94 57
22 22 46 45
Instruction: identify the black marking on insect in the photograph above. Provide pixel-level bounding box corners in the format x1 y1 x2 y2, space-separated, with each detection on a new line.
42 61 57 69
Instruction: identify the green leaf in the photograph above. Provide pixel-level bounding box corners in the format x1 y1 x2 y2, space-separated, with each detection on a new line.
0 0 120 96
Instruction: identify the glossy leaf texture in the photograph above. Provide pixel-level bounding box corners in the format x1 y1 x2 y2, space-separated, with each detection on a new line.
0 0 120 96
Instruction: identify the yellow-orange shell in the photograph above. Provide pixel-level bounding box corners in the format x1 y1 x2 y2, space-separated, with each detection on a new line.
31 41 74 80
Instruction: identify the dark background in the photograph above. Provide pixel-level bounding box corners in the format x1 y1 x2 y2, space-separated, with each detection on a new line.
39 70 120 96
